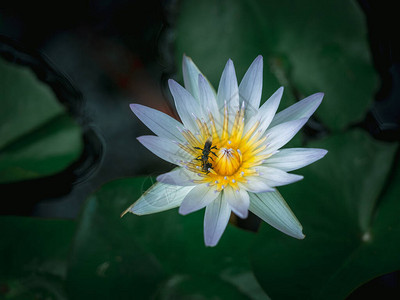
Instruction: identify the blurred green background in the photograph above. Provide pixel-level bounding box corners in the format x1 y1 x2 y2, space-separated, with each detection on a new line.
1 0 399 299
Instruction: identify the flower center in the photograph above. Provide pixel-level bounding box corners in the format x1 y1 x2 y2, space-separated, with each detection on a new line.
178 102 272 192
213 146 242 176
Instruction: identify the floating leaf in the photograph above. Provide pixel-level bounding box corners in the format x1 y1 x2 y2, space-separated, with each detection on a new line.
251 130 399 299
175 0 377 130
66 177 268 299
0 57 83 183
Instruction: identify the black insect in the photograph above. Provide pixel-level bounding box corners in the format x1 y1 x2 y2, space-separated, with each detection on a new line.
194 138 218 173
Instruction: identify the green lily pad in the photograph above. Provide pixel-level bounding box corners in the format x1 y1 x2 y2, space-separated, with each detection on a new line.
250 129 399 299
66 177 269 299
0 216 76 299
175 0 377 130
0 57 83 183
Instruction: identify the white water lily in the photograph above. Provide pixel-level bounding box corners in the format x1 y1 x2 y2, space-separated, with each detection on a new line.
122 55 327 247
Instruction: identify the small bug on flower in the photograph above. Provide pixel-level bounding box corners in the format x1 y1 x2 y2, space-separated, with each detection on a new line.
194 137 218 173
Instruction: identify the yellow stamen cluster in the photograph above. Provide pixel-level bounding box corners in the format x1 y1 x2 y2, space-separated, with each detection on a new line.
179 103 272 192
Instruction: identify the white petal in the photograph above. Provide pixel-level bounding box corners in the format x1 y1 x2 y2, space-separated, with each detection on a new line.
130 104 184 141
255 166 303 187
249 190 304 239
123 182 194 216
168 79 200 132
156 167 197 186
217 59 239 113
198 74 220 123
264 118 308 153
245 87 283 134
241 177 274 193
265 148 328 171
239 55 263 118
179 184 219 215
137 135 189 165
223 187 250 219
182 55 203 101
270 92 324 127
204 194 231 247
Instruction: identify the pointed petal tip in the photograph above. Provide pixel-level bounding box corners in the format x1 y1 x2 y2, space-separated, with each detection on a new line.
296 231 305 239
314 92 324 102
290 175 305 184
120 207 131 218
226 58 234 67
178 205 190 216
155 174 163 182
309 148 329 162
292 223 305 239
182 53 192 60
129 103 140 114
308 92 324 104
168 79 182 91
286 224 305 240
234 209 248 219
121 202 142 217
168 79 184 94
182 54 193 66
204 239 218 247
286 228 305 240
167 78 175 86
251 55 263 66
276 86 284 95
